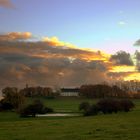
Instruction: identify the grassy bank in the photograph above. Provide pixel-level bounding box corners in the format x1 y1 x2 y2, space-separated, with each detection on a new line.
0 98 140 140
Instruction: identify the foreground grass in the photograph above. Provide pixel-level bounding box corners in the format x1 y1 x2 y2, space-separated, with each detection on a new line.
0 98 140 140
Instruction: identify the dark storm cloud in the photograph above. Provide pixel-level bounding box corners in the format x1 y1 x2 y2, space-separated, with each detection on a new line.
1 32 138 89
0 36 110 88
110 51 134 66
0 53 44 67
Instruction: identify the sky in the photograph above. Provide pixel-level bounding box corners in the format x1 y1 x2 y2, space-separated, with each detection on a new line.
1 0 140 53
0 0 140 88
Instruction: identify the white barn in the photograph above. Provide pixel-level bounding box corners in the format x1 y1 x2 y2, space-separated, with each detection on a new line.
60 88 79 96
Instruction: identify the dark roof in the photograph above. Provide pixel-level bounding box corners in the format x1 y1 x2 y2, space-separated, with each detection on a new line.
61 88 79 92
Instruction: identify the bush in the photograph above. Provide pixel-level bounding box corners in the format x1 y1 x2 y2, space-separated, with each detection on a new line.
97 99 120 114
20 104 37 117
97 99 135 114
79 99 135 116
19 99 53 117
90 104 99 115
0 99 14 111
84 104 99 116
43 107 54 114
79 102 99 116
79 102 90 111
31 99 44 114
119 99 135 112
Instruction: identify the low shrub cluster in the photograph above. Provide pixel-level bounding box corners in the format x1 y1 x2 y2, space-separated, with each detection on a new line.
19 99 53 117
79 99 135 116
79 102 99 116
0 99 14 111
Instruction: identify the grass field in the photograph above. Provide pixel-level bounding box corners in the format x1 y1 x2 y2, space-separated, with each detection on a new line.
0 98 140 140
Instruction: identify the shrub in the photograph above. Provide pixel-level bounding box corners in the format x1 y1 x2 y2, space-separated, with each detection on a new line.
84 104 99 116
119 99 135 112
43 107 54 114
97 98 120 114
79 102 99 116
79 102 90 111
79 99 135 116
19 99 53 117
19 104 37 117
90 104 99 115
31 99 44 114
0 99 14 111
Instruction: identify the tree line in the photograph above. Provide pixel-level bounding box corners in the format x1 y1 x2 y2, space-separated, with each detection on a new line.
79 84 132 98
20 85 60 97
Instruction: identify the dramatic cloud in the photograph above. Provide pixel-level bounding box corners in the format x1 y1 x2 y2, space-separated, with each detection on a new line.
0 32 138 89
0 0 14 8
0 32 112 89
110 51 134 66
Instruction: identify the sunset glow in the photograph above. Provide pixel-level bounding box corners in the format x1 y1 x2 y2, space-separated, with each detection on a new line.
110 66 136 73
0 0 140 88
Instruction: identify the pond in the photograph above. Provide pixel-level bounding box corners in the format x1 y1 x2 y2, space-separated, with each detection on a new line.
37 113 81 117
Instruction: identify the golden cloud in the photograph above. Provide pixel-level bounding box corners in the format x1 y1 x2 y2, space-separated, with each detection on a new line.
0 32 32 41
0 32 139 88
42 36 110 62
124 73 140 81
42 36 77 48
109 66 136 73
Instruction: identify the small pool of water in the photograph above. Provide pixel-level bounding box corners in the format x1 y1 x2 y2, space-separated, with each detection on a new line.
37 113 80 117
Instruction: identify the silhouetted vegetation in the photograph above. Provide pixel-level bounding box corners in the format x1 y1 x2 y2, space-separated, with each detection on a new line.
19 85 59 98
0 99 14 111
79 102 99 116
79 102 90 111
97 98 121 114
79 99 135 116
19 99 53 117
119 99 135 112
79 84 129 98
0 87 25 111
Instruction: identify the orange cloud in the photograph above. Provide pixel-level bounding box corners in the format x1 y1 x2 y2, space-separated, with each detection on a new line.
0 0 14 8
43 36 77 48
124 73 140 81
0 32 32 41
110 66 136 73
42 36 110 62
0 32 139 89
8 32 32 40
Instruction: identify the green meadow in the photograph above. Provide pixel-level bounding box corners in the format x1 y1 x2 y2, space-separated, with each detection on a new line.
0 98 140 140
